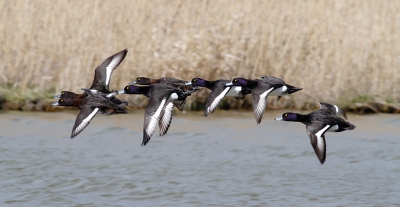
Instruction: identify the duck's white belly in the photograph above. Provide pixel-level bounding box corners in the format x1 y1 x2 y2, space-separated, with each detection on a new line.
226 86 242 97
269 86 287 96
328 124 339 132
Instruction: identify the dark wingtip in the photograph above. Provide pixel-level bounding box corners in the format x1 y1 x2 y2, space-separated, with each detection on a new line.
142 130 151 146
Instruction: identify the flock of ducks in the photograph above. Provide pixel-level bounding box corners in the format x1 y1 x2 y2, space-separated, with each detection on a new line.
52 49 356 165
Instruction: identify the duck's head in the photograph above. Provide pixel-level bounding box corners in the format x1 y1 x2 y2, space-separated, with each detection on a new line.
130 77 150 85
275 112 298 121
51 98 76 106
226 78 248 86
186 78 207 87
118 85 141 94
54 91 76 99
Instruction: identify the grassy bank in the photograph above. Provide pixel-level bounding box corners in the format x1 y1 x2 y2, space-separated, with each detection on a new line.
0 86 398 114
0 0 399 112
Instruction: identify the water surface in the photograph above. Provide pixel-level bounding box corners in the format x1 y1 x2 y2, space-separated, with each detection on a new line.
0 110 399 206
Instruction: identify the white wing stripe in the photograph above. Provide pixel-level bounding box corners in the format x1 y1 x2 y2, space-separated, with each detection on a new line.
334 105 339 114
145 99 166 136
315 125 330 151
207 87 230 114
255 87 274 116
105 53 124 86
160 102 174 134
74 108 99 134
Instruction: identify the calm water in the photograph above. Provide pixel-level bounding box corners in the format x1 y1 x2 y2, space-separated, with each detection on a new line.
0 110 399 206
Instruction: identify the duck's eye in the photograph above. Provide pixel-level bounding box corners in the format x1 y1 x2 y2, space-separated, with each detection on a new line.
61 92 64 95
60 99 64 102
284 113 287 117
193 79 196 82
137 78 141 81
234 79 237 82
125 86 129 90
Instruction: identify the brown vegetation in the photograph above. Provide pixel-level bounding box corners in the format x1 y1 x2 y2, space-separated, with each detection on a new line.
0 0 399 111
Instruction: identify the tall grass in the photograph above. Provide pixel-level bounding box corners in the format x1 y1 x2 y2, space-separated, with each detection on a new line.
0 0 399 109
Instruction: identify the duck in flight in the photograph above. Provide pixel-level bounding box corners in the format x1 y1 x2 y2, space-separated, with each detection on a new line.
53 49 128 106
185 78 247 116
226 76 302 124
119 84 196 146
52 89 128 138
129 76 201 111
275 103 355 164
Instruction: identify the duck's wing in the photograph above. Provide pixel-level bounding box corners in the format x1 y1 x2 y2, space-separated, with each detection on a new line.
204 86 232 116
172 99 185 111
251 84 275 124
142 96 169 146
159 101 175 136
306 121 331 165
90 49 128 92
71 107 100 138
319 102 347 119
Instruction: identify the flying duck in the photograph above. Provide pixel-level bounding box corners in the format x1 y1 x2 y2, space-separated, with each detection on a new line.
226 76 302 124
53 49 128 106
119 84 195 146
129 76 201 111
275 103 355 164
52 89 128 138
185 78 247 116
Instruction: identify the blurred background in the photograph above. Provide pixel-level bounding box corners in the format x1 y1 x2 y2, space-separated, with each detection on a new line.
1 2 400 206
0 0 399 112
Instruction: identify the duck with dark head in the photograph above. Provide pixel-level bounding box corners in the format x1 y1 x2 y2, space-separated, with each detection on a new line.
275 102 355 165
53 49 128 107
119 84 196 146
226 76 302 124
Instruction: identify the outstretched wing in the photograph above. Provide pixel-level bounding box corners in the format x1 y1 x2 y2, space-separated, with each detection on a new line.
159 101 175 136
306 121 331 164
204 86 231 116
71 107 100 138
319 102 347 119
90 49 128 92
251 86 275 124
172 99 186 111
142 97 168 146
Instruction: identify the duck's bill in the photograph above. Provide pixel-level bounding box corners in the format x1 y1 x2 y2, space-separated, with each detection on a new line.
118 90 126 94
226 82 233 86
129 81 137 85
185 81 192 85
275 117 283 121
54 94 61 98
51 102 59 106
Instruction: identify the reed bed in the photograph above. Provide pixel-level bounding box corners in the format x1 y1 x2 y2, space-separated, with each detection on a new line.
0 0 399 110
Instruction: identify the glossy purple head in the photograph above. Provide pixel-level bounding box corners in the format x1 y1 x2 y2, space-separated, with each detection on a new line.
275 112 298 121
119 85 142 94
227 78 248 86
187 78 207 87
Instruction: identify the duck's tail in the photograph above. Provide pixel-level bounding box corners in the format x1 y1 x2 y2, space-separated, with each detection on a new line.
286 84 302 94
344 122 356 130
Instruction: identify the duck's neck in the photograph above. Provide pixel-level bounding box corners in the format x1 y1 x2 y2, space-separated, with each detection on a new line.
204 80 214 90
77 93 87 99
245 79 259 90
73 99 84 109
139 86 151 98
294 113 311 125
150 79 160 84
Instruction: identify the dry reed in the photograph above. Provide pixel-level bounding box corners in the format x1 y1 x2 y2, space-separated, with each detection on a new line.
0 0 399 110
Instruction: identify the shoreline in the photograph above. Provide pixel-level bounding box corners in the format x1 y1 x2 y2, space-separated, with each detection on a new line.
0 96 398 114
